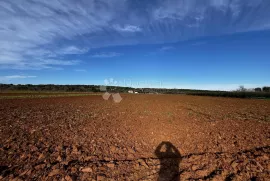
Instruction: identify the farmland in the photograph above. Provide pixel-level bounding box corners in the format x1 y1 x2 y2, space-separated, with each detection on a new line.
0 93 269 180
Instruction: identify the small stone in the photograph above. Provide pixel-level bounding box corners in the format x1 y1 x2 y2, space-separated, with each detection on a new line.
64 175 72 181
19 170 31 176
99 167 106 171
138 159 148 168
48 169 60 177
107 163 115 168
84 156 96 161
97 175 106 181
196 170 208 177
35 164 45 170
110 146 117 152
127 153 134 159
134 163 140 169
71 146 79 155
261 155 269 160
56 156 62 162
81 167 92 173
128 148 135 153
62 161 69 165
231 161 238 169
212 175 225 181
38 153 45 160
71 167 77 173
191 165 199 171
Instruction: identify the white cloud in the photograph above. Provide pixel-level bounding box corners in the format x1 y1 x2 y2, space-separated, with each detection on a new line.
113 24 142 32
0 75 37 82
0 58 79 70
4 75 37 79
0 0 269 70
160 46 174 51
38 59 79 66
91 52 121 58
0 0 125 70
58 46 89 55
74 69 87 72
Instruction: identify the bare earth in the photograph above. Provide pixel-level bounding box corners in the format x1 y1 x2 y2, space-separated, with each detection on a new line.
0 94 269 180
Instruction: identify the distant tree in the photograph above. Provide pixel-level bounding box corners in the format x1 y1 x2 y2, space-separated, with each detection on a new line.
237 85 247 92
254 87 262 92
246 88 255 92
78 86 86 92
262 86 270 92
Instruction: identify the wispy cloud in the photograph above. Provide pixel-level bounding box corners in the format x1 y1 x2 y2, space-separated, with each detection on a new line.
39 59 79 66
74 69 87 72
0 58 79 70
3 75 37 79
91 52 121 58
0 0 270 70
146 46 175 56
58 46 89 55
113 25 142 32
191 41 207 46
159 46 174 51
0 75 37 82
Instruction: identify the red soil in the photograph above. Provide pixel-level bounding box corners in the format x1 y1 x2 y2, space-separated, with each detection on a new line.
0 94 269 180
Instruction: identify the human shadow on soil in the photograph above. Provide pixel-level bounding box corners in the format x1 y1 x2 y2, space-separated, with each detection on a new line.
155 141 181 181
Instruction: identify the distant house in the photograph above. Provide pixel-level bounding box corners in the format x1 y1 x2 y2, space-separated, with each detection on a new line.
128 90 134 94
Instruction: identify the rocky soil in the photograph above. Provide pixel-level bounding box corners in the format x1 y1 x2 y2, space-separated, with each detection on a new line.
0 94 269 180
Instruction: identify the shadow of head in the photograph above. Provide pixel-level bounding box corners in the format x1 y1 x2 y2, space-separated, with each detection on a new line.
155 141 181 158
155 141 181 181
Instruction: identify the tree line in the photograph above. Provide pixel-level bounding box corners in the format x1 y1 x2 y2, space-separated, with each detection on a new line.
0 84 269 99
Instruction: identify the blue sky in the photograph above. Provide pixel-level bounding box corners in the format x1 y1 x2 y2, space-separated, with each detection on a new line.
0 0 270 90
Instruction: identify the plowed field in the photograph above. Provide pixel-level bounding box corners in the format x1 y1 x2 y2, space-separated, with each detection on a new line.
0 94 269 180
